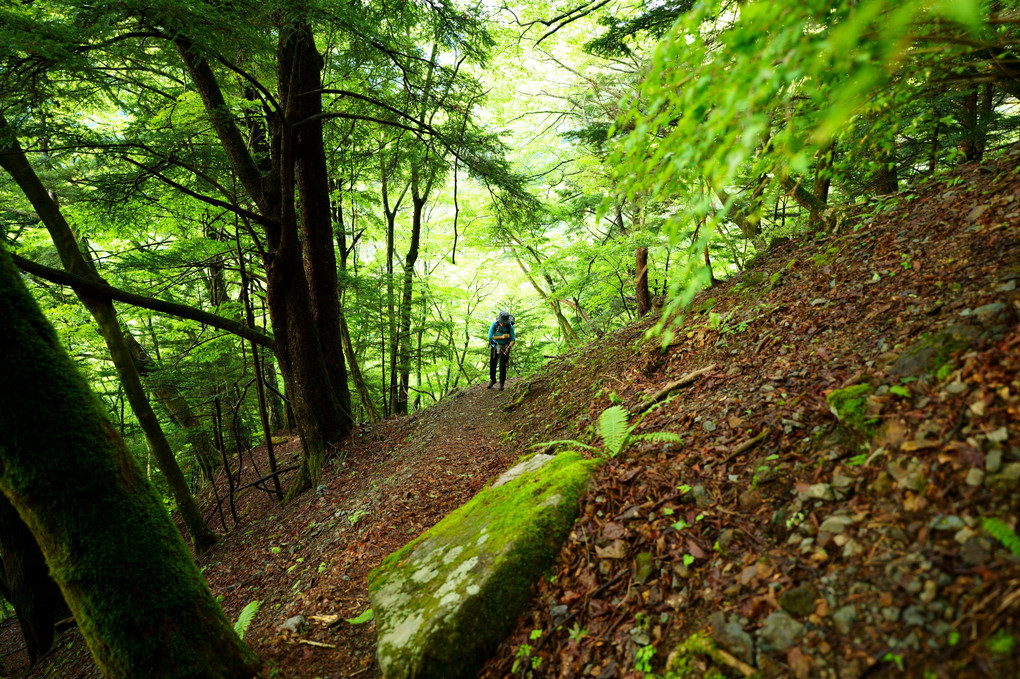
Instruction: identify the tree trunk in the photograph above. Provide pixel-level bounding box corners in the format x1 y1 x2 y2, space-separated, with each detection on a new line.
635 246 652 317
340 311 379 422
0 495 70 666
123 333 220 483
0 117 217 553
396 190 425 415
0 243 261 679
280 20 352 424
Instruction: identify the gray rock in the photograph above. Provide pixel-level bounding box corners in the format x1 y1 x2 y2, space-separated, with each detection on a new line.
987 462 1020 489
491 453 555 488
279 614 306 634
820 515 854 535
713 620 755 664
691 485 712 508
779 583 819 618
965 468 985 486
986 448 1003 474
368 452 596 679
757 611 804 652
961 538 991 566
881 607 901 623
833 605 857 635
931 515 965 531
803 483 834 501
550 604 569 626
903 606 925 627
891 324 981 377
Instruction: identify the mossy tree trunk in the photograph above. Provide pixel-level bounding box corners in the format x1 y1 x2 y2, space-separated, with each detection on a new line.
0 243 261 679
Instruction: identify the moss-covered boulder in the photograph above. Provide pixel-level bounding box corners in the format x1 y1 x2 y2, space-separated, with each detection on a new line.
890 324 982 377
368 452 599 679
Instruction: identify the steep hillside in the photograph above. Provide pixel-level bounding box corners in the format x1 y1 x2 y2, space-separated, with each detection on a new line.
481 150 1020 678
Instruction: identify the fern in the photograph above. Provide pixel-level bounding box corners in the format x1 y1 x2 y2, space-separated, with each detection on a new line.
982 517 1020 558
599 406 630 457
234 600 261 640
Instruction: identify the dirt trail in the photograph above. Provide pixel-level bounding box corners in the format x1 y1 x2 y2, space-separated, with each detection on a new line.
14 380 521 679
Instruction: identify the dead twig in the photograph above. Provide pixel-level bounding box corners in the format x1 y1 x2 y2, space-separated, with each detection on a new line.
719 428 771 465
631 364 716 413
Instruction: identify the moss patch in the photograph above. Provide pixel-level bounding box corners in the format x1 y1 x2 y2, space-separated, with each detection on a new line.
368 452 599 679
826 384 877 438
891 324 982 377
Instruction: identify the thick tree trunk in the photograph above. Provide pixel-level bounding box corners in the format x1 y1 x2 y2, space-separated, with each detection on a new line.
0 243 261 679
0 495 70 666
635 247 652 317
0 118 217 553
281 20 352 425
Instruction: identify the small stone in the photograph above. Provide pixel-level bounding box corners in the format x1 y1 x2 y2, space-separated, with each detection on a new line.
691 485 712 508
989 462 1020 488
965 468 985 486
920 579 938 604
716 621 755 664
832 605 857 635
718 529 736 550
986 448 1003 474
903 606 925 627
739 489 762 509
810 298 829 306
757 611 804 652
803 483 834 501
550 604 570 626
842 540 863 558
279 614 306 634
779 584 819 618
961 538 991 566
987 427 1009 444
931 515 965 531
629 627 651 646
946 381 968 395
819 515 854 535
881 607 901 623
832 474 854 490
634 552 656 584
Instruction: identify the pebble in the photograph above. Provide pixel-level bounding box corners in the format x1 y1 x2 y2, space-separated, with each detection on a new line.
757 611 805 652
903 605 926 627
986 448 1003 474
802 483 835 501
945 381 968 395
881 607 901 623
842 540 863 558
278 614 306 634
820 515 855 534
779 583 819 618
832 605 857 634
965 468 985 486
931 515 965 531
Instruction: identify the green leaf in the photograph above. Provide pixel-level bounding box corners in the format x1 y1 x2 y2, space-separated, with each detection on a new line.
889 385 910 398
633 431 683 445
233 600 261 640
346 609 374 625
598 406 631 457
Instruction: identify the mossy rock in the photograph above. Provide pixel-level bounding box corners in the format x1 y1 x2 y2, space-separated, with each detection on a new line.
732 271 768 295
368 452 600 679
890 324 982 377
826 384 877 437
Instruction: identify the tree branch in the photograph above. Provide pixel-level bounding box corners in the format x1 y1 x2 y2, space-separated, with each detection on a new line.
12 254 274 349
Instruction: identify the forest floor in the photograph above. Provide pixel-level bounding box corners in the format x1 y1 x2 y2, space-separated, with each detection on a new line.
5 149 1020 679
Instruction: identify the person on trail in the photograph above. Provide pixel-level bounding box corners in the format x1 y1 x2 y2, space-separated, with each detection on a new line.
487 310 515 391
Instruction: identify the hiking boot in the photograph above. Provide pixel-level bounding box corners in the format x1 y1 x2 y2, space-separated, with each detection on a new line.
499 382 504 391
487 380 495 389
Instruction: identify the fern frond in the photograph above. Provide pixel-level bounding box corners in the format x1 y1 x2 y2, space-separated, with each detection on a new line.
234 600 261 640
599 406 631 458
633 431 683 445
982 517 1020 558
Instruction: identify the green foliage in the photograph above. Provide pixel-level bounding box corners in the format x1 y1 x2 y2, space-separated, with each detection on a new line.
345 609 374 625
233 600 261 640
599 406 630 457
981 518 1020 559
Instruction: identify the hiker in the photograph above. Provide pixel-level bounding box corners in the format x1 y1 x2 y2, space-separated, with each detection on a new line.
487 311 515 391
